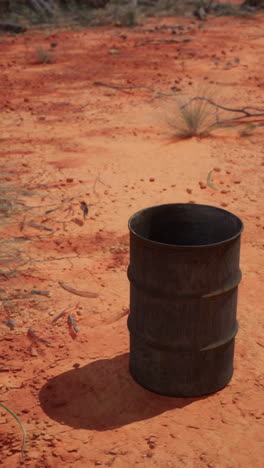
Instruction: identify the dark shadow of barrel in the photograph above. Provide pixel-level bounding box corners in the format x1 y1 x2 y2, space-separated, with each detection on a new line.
39 353 204 431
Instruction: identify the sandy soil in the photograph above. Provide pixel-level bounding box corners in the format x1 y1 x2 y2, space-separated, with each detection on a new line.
0 8 263 468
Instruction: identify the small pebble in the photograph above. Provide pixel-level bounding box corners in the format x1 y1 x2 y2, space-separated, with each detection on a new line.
72 218 84 227
146 450 153 457
186 188 192 194
221 202 228 207
66 178 73 183
149 178 155 182
213 167 221 172
31 347 38 357
234 180 241 184
199 182 207 189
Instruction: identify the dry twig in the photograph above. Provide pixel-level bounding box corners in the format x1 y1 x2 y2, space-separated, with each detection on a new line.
94 81 180 97
58 281 98 298
28 327 51 345
136 38 191 46
68 313 79 334
52 303 79 323
106 308 130 324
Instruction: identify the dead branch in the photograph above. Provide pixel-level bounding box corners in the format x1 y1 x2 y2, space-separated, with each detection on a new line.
136 39 191 46
181 96 264 116
58 281 98 298
28 327 51 345
206 115 264 132
94 81 180 97
180 96 264 133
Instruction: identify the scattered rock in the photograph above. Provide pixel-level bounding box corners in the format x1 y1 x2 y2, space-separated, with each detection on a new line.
0 23 27 33
146 450 153 457
194 7 207 21
31 347 38 357
72 218 84 227
147 435 157 449
43 434 54 442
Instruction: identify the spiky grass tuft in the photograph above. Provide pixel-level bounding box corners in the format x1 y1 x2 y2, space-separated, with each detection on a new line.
170 92 216 138
36 47 54 64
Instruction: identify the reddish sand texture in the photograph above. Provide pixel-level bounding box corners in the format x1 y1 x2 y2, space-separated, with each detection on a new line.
0 8 263 468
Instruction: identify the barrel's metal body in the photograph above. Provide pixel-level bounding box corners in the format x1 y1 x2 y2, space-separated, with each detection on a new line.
128 204 243 397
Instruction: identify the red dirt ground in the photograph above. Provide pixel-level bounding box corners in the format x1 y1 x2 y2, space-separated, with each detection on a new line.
0 8 263 468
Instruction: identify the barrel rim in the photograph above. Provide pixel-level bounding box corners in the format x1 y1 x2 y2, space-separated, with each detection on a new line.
128 203 244 249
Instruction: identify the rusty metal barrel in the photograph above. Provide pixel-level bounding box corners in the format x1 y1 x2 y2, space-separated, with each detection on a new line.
127 203 243 397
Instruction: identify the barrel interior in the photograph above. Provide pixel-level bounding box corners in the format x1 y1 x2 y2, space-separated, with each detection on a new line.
129 204 243 246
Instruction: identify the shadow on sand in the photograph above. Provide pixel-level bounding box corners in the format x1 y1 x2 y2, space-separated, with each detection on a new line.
39 353 205 430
